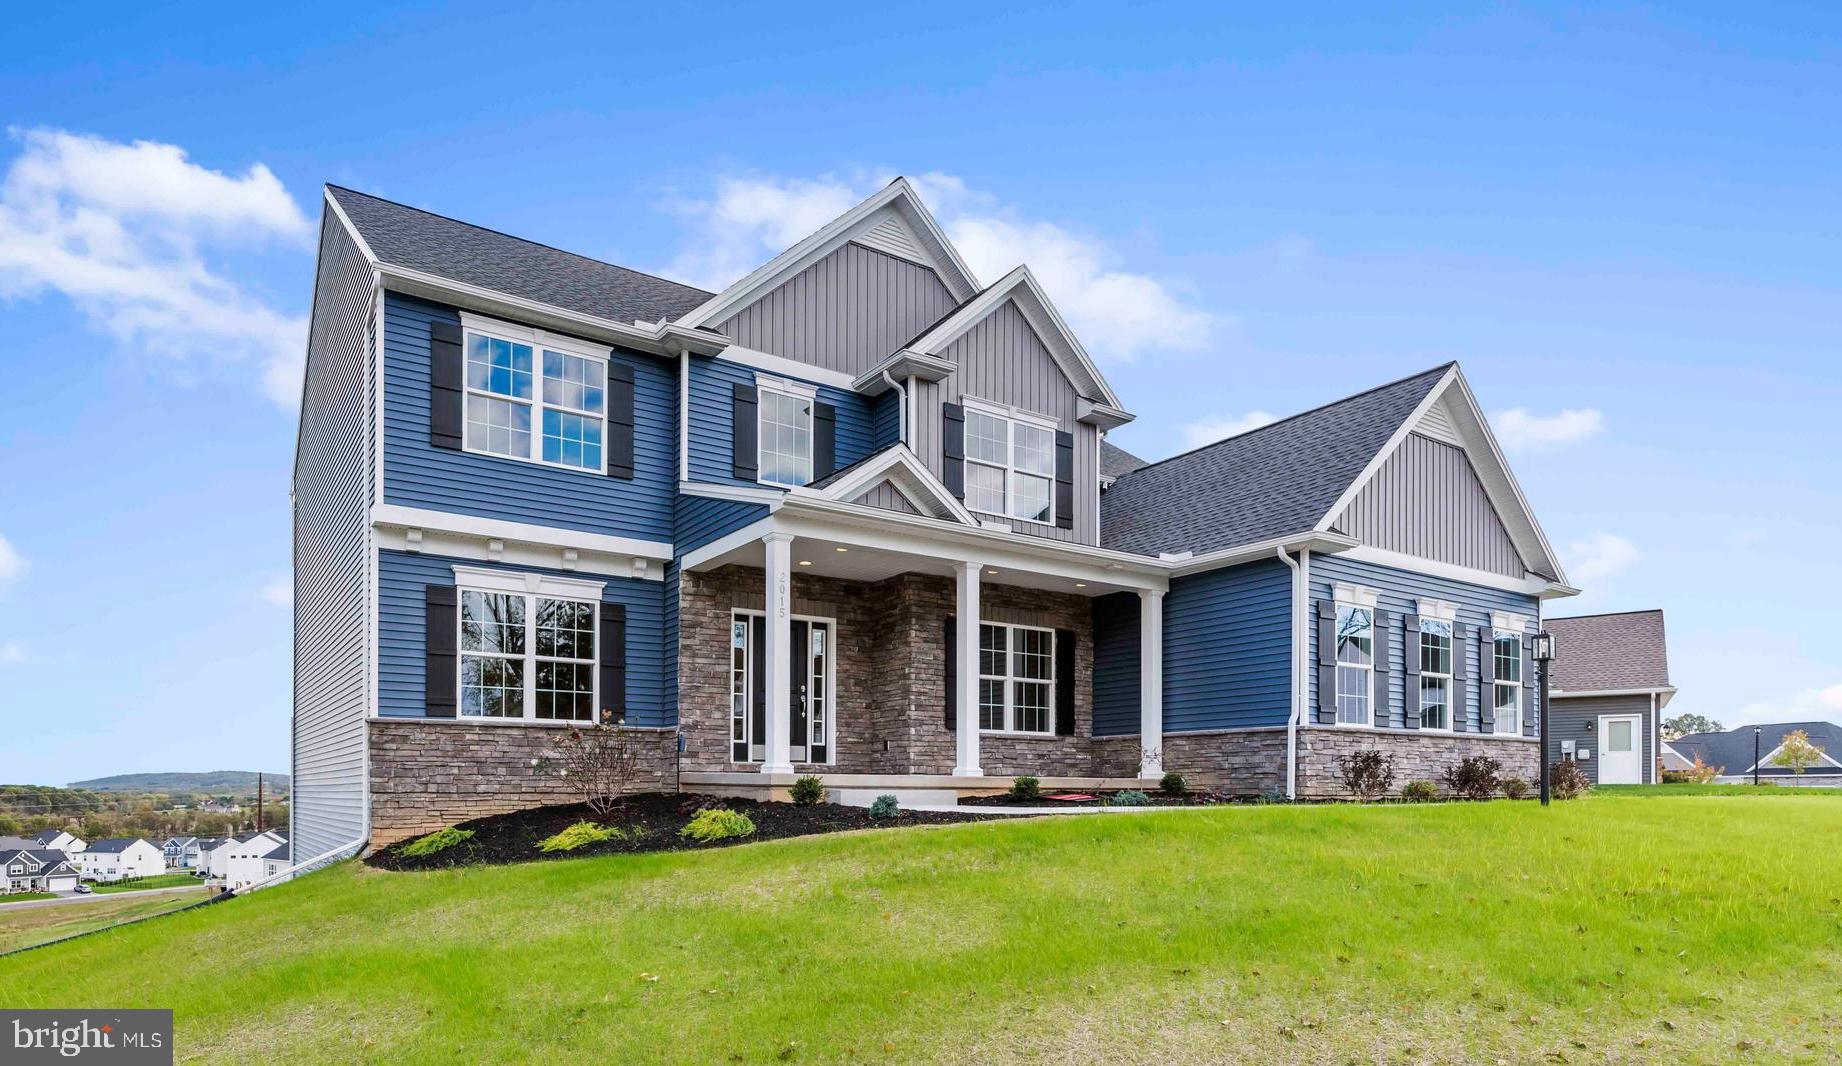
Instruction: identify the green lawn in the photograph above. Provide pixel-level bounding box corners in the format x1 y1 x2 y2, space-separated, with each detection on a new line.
1 892 57 903
1597 782 1842 797
4 794 1840 1063
0 892 203 953
90 872 207 894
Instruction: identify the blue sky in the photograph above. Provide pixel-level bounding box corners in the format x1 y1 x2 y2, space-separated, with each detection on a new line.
1 3 1837 784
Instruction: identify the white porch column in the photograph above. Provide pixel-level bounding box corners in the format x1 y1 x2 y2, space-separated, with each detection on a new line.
760 532 796 775
1138 588 1166 778
954 560 983 777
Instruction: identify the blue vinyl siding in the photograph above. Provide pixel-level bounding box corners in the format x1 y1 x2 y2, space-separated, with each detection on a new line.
686 354 878 487
1309 553 1540 732
1164 558 1294 732
381 293 675 541
871 389 901 450
1091 592 1141 736
377 549 672 727
675 494 769 556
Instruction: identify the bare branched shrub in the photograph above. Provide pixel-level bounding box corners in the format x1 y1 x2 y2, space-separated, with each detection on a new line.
1336 750 1397 801
547 723 640 817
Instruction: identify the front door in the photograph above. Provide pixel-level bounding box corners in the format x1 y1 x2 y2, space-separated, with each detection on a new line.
731 612 832 764
1598 714 1643 784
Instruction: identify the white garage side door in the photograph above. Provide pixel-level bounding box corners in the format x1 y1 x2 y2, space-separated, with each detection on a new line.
1598 714 1643 784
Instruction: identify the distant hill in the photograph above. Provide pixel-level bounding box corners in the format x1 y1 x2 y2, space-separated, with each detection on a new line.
65 772 291 794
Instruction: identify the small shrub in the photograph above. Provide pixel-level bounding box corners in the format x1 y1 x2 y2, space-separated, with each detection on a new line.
1259 786 1291 805
1108 789 1152 807
1009 775 1042 802
1441 755 1503 801
868 794 900 820
536 821 627 853
1158 771 1188 796
1549 760 1591 800
1685 755 1722 784
1502 777 1530 800
1660 769 1690 784
789 775 826 806
680 807 756 843
1401 780 1439 803
401 826 473 857
1336 750 1397 802
547 723 640 817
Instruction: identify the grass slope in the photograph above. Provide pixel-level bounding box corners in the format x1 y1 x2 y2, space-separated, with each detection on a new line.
0 893 201 953
4 795 1840 1063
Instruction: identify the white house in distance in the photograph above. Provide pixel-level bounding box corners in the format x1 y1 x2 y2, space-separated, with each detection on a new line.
223 832 289 891
71 838 164 883
32 829 85 854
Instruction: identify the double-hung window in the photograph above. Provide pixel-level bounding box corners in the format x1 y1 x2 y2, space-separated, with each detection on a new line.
963 402 1056 525
1335 604 1374 726
1419 618 1454 730
463 318 608 472
1493 630 1523 735
977 623 1055 734
757 379 814 487
457 573 600 722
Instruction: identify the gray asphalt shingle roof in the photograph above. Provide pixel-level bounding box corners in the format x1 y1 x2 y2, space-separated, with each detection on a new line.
1099 440 1148 480
1098 364 1451 557
84 837 148 854
1668 722 1842 777
1546 611 1671 692
327 186 713 326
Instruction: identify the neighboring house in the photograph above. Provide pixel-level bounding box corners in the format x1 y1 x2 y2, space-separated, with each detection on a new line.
292 179 1580 848
32 830 85 854
224 833 289 891
204 832 279 880
1669 722 1842 786
162 836 201 868
70 838 164 883
1 849 79 894
260 840 292 885
1544 611 1675 784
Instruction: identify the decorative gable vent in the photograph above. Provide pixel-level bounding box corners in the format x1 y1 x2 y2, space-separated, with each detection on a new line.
852 211 928 265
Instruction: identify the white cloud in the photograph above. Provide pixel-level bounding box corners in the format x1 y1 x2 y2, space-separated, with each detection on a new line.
260 576 293 609
0 532 22 590
1562 532 1640 584
1732 682 1842 728
0 128 310 408
0 641 27 665
1491 407 1605 450
664 170 1214 363
1179 411 1278 450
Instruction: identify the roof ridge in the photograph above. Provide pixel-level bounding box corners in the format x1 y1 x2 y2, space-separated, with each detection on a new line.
1546 609 1665 621
1112 362 1457 480
326 184 714 302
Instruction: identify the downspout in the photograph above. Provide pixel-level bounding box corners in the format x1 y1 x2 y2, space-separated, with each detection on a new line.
1276 546 1306 800
882 369 908 445
678 350 691 482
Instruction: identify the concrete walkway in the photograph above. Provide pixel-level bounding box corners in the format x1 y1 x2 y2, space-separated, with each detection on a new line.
0 885 206 912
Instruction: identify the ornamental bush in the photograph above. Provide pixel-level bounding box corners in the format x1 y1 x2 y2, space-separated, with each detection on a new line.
1108 789 1152 807
1159 772 1188 796
680 807 755 843
868 794 900 820
1401 780 1439 803
401 826 473 857
1501 777 1530 800
1549 760 1591 800
536 821 627 853
1441 755 1504 801
1336 750 1397 802
789 775 826 806
1009 775 1042 801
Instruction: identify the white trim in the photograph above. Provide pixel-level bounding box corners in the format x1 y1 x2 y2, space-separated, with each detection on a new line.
1489 627 1524 736
456 310 612 360
811 444 977 525
710 346 857 390
728 608 839 766
1743 741 1842 775
1315 366 1458 536
451 574 601 725
1416 616 1456 732
1491 610 1533 632
1166 532 1357 578
752 371 818 400
678 480 783 506
1331 599 1377 728
678 351 691 483
973 621 1059 737
457 316 613 475
852 351 954 395
1596 713 1645 783
376 264 709 357
323 187 380 265
1332 582 1380 609
960 399 1061 526
450 564 606 599
372 503 671 563
1416 597 1458 623
754 377 816 489
1338 544 1571 597
676 179 981 329
1552 685 1679 699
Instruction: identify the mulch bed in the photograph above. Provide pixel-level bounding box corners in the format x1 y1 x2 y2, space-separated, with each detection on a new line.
365 792 998 871
959 790 1238 808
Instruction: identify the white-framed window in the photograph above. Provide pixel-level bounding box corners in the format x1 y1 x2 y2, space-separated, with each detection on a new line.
1492 630 1522 735
963 400 1057 525
757 378 814 487
462 315 609 473
977 622 1056 734
455 568 603 723
1419 618 1454 730
1335 604 1374 726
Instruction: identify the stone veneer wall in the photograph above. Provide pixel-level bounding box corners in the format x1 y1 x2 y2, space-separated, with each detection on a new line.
368 720 678 846
677 565 1094 777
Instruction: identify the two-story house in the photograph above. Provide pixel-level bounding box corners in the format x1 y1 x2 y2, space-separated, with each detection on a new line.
291 179 1578 851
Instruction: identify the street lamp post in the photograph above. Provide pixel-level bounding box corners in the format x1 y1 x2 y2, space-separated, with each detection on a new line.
1754 726 1762 786
1532 631 1556 806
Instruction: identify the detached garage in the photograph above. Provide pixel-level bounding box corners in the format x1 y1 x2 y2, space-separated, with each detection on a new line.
1545 610 1675 785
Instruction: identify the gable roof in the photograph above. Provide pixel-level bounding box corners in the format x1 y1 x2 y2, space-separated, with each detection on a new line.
326 186 711 325
1101 365 1451 557
1099 441 1148 481
1668 722 1842 776
84 837 148 854
1546 611 1672 692
31 829 69 846
808 444 978 525
262 841 292 862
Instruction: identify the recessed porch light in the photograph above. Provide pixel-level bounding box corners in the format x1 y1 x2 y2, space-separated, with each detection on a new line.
834 547 849 553
985 569 999 576
798 560 812 567
1075 582 1087 588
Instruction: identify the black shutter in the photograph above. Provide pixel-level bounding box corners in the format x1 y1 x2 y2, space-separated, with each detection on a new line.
731 383 758 481
1401 613 1421 730
600 602 627 725
429 321 464 450
424 585 458 718
1478 627 1496 731
1373 609 1393 728
605 361 636 479
944 617 957 729
813 401 837 481
1315 599 1338 725
1054 430 1075 530
942 403 965 499
1054 628 1076 736
1453 624 1472 732
1523 636 1539 737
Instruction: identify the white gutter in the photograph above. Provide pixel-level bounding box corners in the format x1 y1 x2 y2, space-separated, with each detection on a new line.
678 351 691 483
1276 546 1307 800
882 368 907 444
